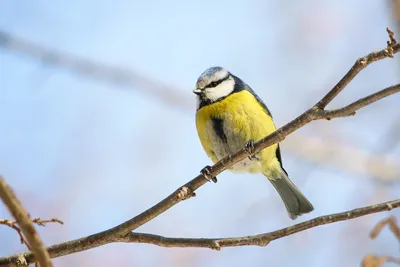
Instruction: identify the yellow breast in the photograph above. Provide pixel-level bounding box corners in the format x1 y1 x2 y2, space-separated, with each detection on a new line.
195 90 279 172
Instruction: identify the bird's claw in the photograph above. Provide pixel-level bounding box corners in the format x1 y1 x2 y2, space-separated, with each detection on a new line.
245 140 256 159
200 166 217 183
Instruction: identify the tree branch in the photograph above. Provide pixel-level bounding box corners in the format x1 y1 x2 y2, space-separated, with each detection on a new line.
0 177 53 267
120 198 400 249
316 83 400 120
0 219 29 249
1 29 399 182
0 29 399 267
370 215 400 239
0 218 63 249
361 214 400 267
1 198 399 266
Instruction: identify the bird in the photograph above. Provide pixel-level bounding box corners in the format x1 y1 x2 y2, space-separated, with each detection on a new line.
193 66 314 220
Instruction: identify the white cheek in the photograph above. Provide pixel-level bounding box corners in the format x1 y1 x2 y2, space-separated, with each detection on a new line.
206 79 235 101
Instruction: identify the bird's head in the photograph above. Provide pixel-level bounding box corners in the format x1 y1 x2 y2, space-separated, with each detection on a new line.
193 66 236 107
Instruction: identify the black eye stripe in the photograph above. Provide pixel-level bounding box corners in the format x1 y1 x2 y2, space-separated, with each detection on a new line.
204 75 230 89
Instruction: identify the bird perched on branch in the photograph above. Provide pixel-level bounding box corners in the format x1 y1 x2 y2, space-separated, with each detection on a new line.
193 66 314 219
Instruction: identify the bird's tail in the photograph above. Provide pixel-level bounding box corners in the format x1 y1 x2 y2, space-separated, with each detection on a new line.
264 168 314 220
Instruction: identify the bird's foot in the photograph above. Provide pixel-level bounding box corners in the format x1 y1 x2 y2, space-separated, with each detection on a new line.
245 140 256 159
200 165 217 183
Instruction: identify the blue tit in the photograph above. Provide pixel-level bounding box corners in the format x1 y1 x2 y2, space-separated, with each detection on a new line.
193 66 314 220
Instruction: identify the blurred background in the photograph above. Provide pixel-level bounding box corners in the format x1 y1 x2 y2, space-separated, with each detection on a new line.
0 0 400 266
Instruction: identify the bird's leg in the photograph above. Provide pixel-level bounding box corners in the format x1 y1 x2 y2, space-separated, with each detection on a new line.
200 165 217 183
245 139 256 160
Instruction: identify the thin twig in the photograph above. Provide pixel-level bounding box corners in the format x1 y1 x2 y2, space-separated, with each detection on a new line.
0 29 398 267
386 27 397 57
0 218 63 248
31 218 64 227
361 215 400 266
1 199 399 266
0 177 53 267
118 199 400 249
0 30 399 182
0 219 29 248
318 84 400 119
370 215 400 240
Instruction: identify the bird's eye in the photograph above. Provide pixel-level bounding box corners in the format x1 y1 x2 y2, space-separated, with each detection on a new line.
209 81 218 88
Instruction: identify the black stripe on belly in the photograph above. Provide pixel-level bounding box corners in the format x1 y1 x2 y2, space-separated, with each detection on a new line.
211 117 227 143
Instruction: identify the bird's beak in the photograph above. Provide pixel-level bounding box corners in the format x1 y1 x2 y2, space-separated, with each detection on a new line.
192 88 202 95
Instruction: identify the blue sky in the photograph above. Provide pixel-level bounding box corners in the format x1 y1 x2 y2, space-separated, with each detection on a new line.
0 1 399 266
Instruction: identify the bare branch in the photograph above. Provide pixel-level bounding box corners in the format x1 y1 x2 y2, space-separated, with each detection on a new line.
370 215 400 240
118 198 400 249
0 218 63 249
0 219 29 248
0 177 53 267
31 218 64 227
0 28 400 265
315 32 398 109
0 29 399 266
317 84 400 120
1 198 398 266
1 29 399 182
362 215 400 267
